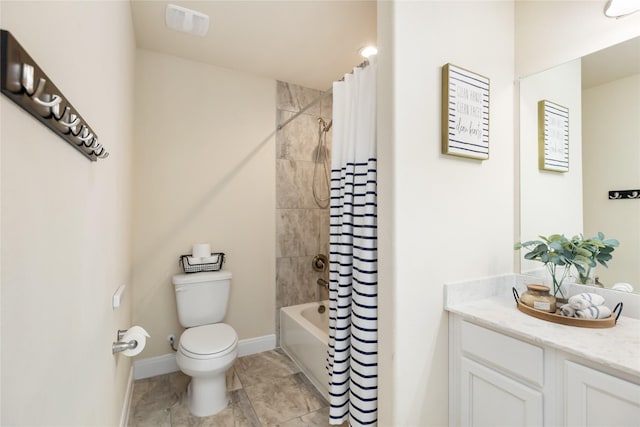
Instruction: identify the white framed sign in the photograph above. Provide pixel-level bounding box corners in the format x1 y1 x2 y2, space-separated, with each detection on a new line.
538 100 569 172
441 63 490 160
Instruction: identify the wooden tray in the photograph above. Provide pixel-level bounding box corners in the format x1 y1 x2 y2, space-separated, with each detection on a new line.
513 288 622 329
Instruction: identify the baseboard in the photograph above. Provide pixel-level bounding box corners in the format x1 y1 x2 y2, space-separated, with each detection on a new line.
133 334 276 380
237 334 276 357
119 366 134 427
133 353 179 380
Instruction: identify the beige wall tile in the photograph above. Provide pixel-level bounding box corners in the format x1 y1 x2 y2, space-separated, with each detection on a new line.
277 81 322 115
318 209 330 255
276 159 316 209
275 82 331 345
276 256 318 309
276 209 319 258
277 111 319 161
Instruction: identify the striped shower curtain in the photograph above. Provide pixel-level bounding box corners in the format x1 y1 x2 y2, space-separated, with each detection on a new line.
327 57 377 426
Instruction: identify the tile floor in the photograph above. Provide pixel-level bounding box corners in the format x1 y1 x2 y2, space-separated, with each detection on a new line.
128 349 346 427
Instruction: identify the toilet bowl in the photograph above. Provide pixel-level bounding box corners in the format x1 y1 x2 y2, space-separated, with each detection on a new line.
176 323 238 417
172 270 237 417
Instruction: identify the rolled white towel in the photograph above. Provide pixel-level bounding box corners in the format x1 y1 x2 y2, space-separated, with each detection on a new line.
187 256 203 265
575 305 612 320
611 283 633 293
568 293 605 310
560 304 576 317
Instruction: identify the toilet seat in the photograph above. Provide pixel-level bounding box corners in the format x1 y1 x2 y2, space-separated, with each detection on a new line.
179 323 237 360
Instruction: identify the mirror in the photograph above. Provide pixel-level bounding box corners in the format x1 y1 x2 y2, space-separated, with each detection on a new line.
519 36 640 293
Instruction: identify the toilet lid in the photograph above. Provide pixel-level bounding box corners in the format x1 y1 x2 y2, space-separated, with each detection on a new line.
180 324 237 356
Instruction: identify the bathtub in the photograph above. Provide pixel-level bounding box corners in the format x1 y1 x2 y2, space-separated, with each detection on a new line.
280 301 329 399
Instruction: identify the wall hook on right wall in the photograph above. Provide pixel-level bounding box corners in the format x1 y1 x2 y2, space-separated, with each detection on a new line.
609 189 640 199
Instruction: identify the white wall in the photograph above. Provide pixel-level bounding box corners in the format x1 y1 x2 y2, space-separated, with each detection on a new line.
519 59 583 273
132 50 276 359
583 74 640 289
515 1 640 79
377 2 515 425
0 1 135 425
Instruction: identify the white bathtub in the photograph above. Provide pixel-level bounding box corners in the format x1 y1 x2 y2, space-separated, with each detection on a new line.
280 301 329 399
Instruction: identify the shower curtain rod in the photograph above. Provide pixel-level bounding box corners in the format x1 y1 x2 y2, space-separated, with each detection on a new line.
276 59 370 131
277 86 332 131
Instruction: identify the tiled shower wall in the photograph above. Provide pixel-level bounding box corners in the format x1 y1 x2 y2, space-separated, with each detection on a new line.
276 81 332 340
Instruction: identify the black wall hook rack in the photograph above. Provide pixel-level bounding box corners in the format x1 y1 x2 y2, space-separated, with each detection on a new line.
608 189 640 200
0 29 108 161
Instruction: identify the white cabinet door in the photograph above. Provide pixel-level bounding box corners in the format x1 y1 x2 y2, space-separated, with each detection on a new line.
461 357 543 427
566 361 640 426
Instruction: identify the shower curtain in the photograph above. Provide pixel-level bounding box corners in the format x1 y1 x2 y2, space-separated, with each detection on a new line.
327 57 377 426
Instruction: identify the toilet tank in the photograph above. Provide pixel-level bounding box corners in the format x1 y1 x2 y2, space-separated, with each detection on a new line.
172 270 232 328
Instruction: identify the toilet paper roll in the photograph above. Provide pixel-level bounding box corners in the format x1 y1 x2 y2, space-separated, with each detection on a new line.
121 326 150 357
200 254 219 264
192 243 211 259
187 256 203 265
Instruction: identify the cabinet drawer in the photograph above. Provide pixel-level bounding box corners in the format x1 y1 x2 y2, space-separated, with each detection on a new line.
461 320 544 386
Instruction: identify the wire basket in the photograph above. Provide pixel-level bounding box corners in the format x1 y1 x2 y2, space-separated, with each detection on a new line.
180 252 225 273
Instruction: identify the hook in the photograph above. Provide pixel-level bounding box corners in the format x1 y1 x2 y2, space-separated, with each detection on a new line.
31 78 61 108
31 77 45 99
70 126 90 147
94 146 109 158
78 129 94 143
33 92 62 108
51 106 75 134
21 63 35 95
56 109 81 128
71 124 87 137
51 103 65 121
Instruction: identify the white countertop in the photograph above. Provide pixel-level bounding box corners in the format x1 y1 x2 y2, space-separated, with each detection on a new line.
444 274 640 378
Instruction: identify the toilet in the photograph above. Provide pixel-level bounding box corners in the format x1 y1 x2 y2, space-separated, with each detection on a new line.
172 270 238 417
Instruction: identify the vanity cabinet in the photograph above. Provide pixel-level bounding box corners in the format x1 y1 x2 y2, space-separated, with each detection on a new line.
565 361 640 426
449 315 640 426
460 357 543 426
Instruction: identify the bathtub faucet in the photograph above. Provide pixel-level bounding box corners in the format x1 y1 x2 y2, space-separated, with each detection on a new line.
317 278 329 314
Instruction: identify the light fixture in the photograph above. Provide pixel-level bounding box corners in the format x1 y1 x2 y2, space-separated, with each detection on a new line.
359 46 378 59
604 0 640 18
165 4 209 36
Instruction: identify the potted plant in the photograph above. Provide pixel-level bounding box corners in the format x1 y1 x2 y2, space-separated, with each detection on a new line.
515 233 619 299
573 232 619 285
515 234 590 299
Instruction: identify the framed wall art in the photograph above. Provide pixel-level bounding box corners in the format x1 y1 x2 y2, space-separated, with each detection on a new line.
538 100 569 172
441 63 490 160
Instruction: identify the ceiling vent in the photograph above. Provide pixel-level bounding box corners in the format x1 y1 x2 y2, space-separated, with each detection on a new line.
165 4 209 37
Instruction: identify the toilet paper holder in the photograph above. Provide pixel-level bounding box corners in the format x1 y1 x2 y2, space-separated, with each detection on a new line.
112 329 137 354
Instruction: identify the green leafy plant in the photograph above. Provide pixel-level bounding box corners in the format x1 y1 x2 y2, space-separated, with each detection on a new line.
514 233 618 298
573 232 619 284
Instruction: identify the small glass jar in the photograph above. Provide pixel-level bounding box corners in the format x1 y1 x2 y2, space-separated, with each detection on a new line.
520 284 556 313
